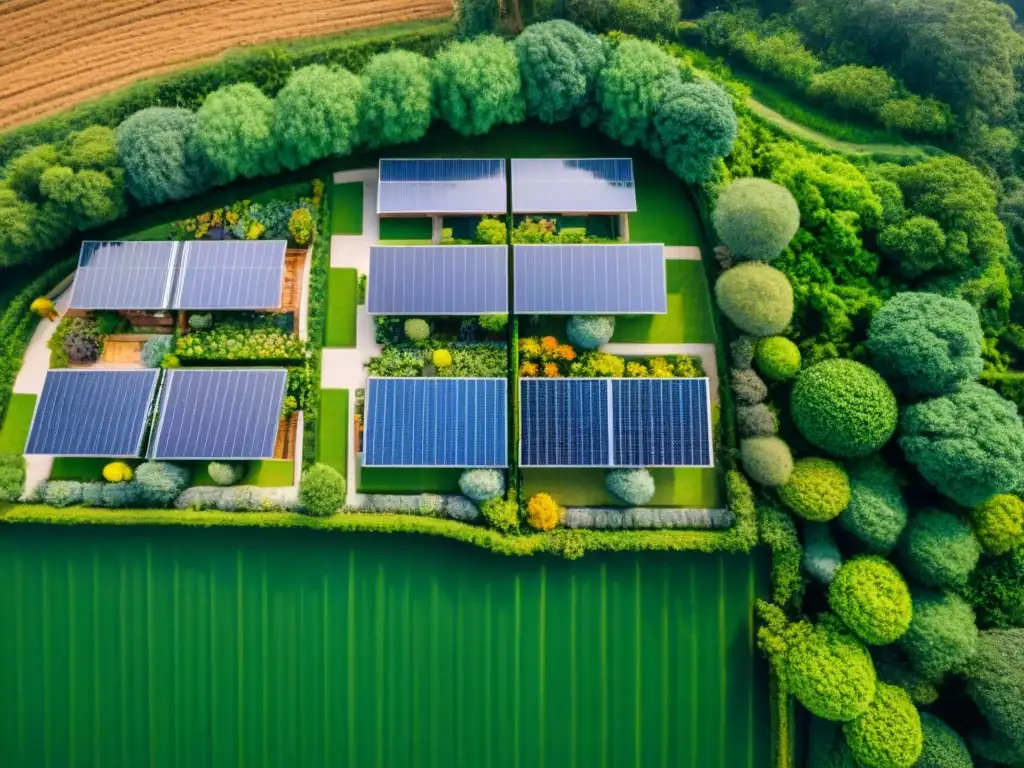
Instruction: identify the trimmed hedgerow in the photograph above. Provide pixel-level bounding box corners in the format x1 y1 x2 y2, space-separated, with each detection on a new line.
755 336 801 381
829 556 913 645
899 591 978 681
758 503 803 609
842 682 922 768
778 458 851 522
839 458 908 555
714 262 794 336
740 436 794 487
903 509 982 591
971 494 1024 555
713 178 801 263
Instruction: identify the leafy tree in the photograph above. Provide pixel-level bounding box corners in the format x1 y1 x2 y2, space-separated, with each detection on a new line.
713 178 800 262
899 383 1024 507
778 457 850 522
62 125 118 171
915 714 973 768
903 510 981 591
514 20 605 124
359 50 434 148
38 166 122 228
432 36 524 137
899 590 978 681
0 186 40 266
755 337 801 381
830 556 912 646
807 65 895 116
566 0 680 37
299 463 346 517
651 80 737 183
842 682 922 768
877 216 947 280
839 458 908 555
195 83 278 184
4 144 58 199
714 262 794 336
273 65 362 170
965 629 1024 765
605 468 655 506
740 436 793 487
116 107 209 206
454 0 499 36
971 495 1024 556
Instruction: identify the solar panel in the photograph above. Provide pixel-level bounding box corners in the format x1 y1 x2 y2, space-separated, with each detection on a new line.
363 377 507 467
368 245 508 315
69 241 179 310
377 159 507 215
511 159 637 214
519 378 713 468
148 369 287 460
513 244 666 314
172 240 286 310
25 369 159 456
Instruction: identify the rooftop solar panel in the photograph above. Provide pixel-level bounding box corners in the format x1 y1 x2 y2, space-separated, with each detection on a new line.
25 369 159 456
172 240 286 310
520 379 610 467
377 159 507 215
368 245 509 315
148 369 287 460
513 244 666 314
363 377 508 467
69 241 179 310
511 158 637 214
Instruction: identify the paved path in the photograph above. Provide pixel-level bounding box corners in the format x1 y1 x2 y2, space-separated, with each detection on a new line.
664 246 701 260
602 342 720 404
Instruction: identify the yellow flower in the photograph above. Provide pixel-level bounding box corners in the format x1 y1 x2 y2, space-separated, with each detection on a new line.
519 338 542 360
626 362 649 378
519 362 539 377
226 211 239 225
527 493 559 531
433 349 452 368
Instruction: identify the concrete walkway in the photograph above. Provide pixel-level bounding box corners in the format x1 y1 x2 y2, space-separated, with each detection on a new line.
602 342 720 404
664 246 702 260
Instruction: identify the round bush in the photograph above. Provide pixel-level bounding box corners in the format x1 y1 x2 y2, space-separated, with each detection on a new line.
458 469 505 503
755 336 801 381
207 461 244 487
715 262 794 336
42 480 83 508
898 591 978 681
736 403 778 438
134 461 190 507
829 556 913 645
839 458 908 555
740 437 793 487
792 360 898 458
299 463 346 517
478 314 508 333
903 509 981 591
971 494 1024 555
566 315 615 349
102 461 133 483
446 496 480 522
188 313 213 330
803 523 843 585
404 318 430 341
915 714 972 768
432 349 453 368
713 178 801 262
779 458 851 522
527 493 560 531
731 368 768 405
605 468 655 506
141 335 174 368
514 19 606 124
482 497 518 532
842 682 922 768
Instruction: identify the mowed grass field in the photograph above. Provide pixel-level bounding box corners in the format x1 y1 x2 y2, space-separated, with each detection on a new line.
0 2 453 129
0 525 770 768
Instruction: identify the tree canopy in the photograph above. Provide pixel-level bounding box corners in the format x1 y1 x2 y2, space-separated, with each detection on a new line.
966 629 1024 765
651 80 737 183
839 458 908 555
273 65 362 170
358 50 434 149
713 178 800 262
432 36 525 137
899 590 978 682
514 20 605 124
195 83 278 184
116 107 208 206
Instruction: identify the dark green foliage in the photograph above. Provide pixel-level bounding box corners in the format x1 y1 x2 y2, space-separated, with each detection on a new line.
877 216 948 281
867 292 983 397
514 20 605 124
915 714 973 768
736 403 777 437
778 457 850 523
195 83 278 185
273 65 362 170
454 0 499 36
755 336 801 381
872 646 940 706
358 50 434 148
791 360 898 459
757 503 803 609
829 556 912 645
808 718 858 768
842 682 922 768
899 383 1024 507
116 107 208 206
134 462 191 507
432 36 524 137
0 454 25 502
713 178 800 262
903 509 982 591
740 436 793 488
839 458 908 555
967 548 1024 630
714 262 794 336
651 80 737 183
899 591 978 682
966 630 1024 765
566 0 680 37
299 463 346 517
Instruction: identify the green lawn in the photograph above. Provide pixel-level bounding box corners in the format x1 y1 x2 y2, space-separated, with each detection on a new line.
50 458 293 486
318 389 349 480
0 394 35 454
613 260 718 343
356 457 462 494
629 156 702 245
380 217 433 241
330 182 364 235
325 268 357 347
523 467 721 508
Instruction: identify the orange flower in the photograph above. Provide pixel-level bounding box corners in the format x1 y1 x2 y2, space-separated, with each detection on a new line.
556 344 576 361
543 363 560 378
519 362 539 377
540 336 558 352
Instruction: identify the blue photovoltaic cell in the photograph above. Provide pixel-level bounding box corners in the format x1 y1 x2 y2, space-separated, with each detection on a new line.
173 240 286 310
378 159 507 214
363 378 507 467
148 369 287 460
612 378 712 467
25 369 159 456
514 244 666 314
368 245 508 315
511 158 637 213
70 241 178 310
519 379 610 467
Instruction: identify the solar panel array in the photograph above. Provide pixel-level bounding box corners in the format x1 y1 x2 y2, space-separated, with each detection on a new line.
172 240 286 310
363 377 508 467
368 245 509 315
511 158 637 214
148 369 287 460
25 369 159 456
513 244 667 314
70 241 179 310
377 159 507 215
520 378 713 468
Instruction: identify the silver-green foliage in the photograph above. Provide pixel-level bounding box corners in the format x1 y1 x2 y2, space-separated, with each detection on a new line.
116 107 209 206
713 178 800 262
604 468 655 506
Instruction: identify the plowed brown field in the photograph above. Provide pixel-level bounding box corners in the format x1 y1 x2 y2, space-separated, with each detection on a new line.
0 0 452 129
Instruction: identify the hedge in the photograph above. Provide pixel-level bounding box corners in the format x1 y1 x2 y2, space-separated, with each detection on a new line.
302 181 330 466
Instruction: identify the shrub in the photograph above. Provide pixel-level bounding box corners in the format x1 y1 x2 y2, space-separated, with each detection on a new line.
740 436 793 487
475 218 507 244
0 454 25 502
102 461 133 483
272 65 362 170
299 463 346 517
792 360 898 458
899 591 978 681
915 714 973 768
30 297 55 319
730 368 767 405
116 107 208 206
804 523 843 584
482 496 518 532
458 469 504 503
829 556 913 645
432 349 452 368
971 495 1024 555
967 548 1024 630
755 337 801 381
604 468 655 506
565 315 614 349
902 509 981 591
713 178 800 262
842 683 922 768
175 323 307 362
514 20 606 124
140 335 173 368
446 496 480 522
527 493 560 531
188 313 212 330
965 629 1024 765
404 318 430 341
358 50 433 148
736 403 777 437
416 493 445 518
208 461 244 487
652 80 738 183
839 458 908 555
288 208 315 246
779 458 851 522
730 335 756 370
478 314 507 333
64 331 99 364
569 351 624 377
899 383 1024 507
42 480 84 508
866 292 983 397
134 461 190 507
714 262 794 336
807 65 896 115
432 36 524 137
195 83 277 185
100 481 141 508
81 482 105 507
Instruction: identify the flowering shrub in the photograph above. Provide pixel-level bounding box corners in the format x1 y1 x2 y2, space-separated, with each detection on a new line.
482 497 519 532
476 217 507 244
102 462 133 483
48 316 102 368
176 323 308 362
432 349 452 368
527 493 560 530
171 195 317 242
30 297 56 320
543 363 560 377
367 344 505 378
288 207 315 245
511 216 615 244
570 351 625 377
